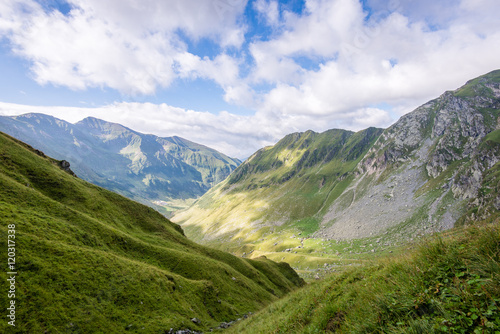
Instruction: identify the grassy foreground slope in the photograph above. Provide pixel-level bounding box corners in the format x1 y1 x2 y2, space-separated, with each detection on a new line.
227 220 500 333
0 132 303 333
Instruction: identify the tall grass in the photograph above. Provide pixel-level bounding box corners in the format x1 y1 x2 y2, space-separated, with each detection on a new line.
227 221 500 333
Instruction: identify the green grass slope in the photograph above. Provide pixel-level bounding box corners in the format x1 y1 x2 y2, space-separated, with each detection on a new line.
227 220 500 333
454 70 500 98
172 128 382 261
0 132 303 333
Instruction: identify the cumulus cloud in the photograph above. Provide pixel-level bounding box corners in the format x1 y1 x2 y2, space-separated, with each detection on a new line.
253 0 280 26
0 0 247 95
246 0 500 121
175 52 241 90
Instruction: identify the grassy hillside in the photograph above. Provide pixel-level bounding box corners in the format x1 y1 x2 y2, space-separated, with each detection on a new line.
453 70 500 98
226 219 500 333
0 131 303 333
172 128 383 276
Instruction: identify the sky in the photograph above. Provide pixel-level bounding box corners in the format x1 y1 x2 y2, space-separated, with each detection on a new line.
0 0 499 159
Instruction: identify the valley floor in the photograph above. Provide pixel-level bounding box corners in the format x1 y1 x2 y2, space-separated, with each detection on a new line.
199 224 418 282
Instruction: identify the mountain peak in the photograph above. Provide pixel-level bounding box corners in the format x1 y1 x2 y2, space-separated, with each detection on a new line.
76 116 134 135
13 112 64 123
453 69 500 99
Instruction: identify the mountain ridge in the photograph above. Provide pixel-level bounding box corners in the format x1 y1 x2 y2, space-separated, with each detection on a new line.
173 69 500 274
0 113 241 214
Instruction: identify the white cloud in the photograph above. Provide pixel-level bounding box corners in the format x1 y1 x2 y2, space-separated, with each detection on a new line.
0 0 247 95
254 0 364 59
2 0 499 111
67 0 248 44
254 0 280 26
249 0 500 123
174 52 255 106
176 53 241 88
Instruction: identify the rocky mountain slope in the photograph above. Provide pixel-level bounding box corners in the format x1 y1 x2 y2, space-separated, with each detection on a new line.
174 127 382 242
0 131 303 333
173 70 500 266
0 114 240 214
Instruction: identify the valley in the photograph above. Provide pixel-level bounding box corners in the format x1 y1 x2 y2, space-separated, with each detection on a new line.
1 1 499 332
0 131 303 333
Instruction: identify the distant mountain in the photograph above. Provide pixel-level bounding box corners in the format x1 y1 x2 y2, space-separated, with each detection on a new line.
173 70 500 261
0 114 240 214
0 131 303 333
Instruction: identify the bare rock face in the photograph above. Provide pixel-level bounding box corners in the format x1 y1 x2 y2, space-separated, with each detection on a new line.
368 75 499 200
452 141 500 199
426 92 495 180
59 159 78 177
359 102 433 176
324 70 500 240
60 160 71 170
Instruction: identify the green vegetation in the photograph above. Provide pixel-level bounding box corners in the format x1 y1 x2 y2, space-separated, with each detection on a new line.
454 69 500 98
291 218 320 236
227 221 500 333
226 127 382 190
0 132 303 333
173 127 383 270
479 109 500 131
484 129 500 144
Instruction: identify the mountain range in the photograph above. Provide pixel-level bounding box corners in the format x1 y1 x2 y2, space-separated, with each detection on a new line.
172 70 500 271
0 114 240 215
0 131 303 333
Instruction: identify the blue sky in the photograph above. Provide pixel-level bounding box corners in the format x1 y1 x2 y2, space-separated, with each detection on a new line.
0 0 499 158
